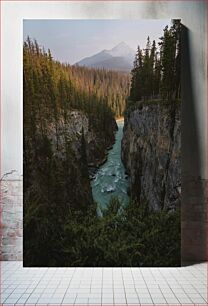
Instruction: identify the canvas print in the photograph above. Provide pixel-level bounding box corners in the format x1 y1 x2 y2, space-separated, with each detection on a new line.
23 19 181 266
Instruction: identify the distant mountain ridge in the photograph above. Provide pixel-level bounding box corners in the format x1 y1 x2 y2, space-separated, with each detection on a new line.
76 42 135 72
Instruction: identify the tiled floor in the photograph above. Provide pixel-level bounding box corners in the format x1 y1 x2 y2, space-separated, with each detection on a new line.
0 261 207 305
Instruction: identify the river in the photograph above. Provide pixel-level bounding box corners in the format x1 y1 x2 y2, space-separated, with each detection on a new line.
91 119 129 213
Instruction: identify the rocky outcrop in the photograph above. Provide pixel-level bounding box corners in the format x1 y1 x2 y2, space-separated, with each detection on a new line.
25 109 117 213
44 110 117 207
47 110 116 166
61 110 117 170
121 101 181 210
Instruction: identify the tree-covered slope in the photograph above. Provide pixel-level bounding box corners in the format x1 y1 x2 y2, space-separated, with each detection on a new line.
129 20 181 103
23 35 180 267
68 65 130 118
122 20 181 210
23 38 125 265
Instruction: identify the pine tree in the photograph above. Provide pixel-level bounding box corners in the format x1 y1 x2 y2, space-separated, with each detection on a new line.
128 21 181 103
129 46 143 102
159 25 176 100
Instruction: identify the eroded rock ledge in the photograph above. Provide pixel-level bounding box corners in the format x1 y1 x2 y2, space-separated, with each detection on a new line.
121 101 181 210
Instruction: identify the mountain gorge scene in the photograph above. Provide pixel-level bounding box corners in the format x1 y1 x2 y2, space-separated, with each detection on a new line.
24 19 181 267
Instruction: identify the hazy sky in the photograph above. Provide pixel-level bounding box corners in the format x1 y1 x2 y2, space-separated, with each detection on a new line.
23 19 170 64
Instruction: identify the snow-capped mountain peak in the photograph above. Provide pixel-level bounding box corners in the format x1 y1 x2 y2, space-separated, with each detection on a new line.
107 42 135 58
76 42 135 72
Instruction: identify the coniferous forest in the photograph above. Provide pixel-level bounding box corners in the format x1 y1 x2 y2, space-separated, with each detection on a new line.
24 20 181 267
129 19 181 104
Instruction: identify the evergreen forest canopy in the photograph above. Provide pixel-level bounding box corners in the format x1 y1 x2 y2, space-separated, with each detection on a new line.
23 21 181 267
24 37 129 122
129 20 181 103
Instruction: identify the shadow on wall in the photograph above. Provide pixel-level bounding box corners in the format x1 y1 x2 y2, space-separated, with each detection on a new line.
181 25 208 265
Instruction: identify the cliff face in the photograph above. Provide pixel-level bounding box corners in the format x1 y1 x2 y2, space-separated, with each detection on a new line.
59 110 117 167
25 109 117 212
46 110 117 208
121 101 181 210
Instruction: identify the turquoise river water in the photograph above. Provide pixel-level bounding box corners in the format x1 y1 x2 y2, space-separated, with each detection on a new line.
91 120 129 212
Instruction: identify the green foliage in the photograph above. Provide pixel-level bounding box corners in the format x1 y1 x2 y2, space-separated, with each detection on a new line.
129 20 181 104
24 195 180 267
23 38 129 266
24 37 180 268
23 37 121 140
68 65 130 118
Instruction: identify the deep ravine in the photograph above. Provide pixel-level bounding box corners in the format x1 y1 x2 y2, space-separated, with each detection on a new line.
91 119 129 212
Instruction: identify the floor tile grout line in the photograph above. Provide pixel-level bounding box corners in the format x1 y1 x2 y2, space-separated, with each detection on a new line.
101 267 104 305
2 276 28 303
25 268 52 304
168 269 192 302
121 268 128 305
130 266 141 305
140 269 154 305
0 262 207 306
157 268 182 304
174 270 207 302
62 265 77 305
149 268 170 304
88 267 94 305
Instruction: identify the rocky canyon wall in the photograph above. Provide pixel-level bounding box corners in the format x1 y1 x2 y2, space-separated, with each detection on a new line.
122 101 181 210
